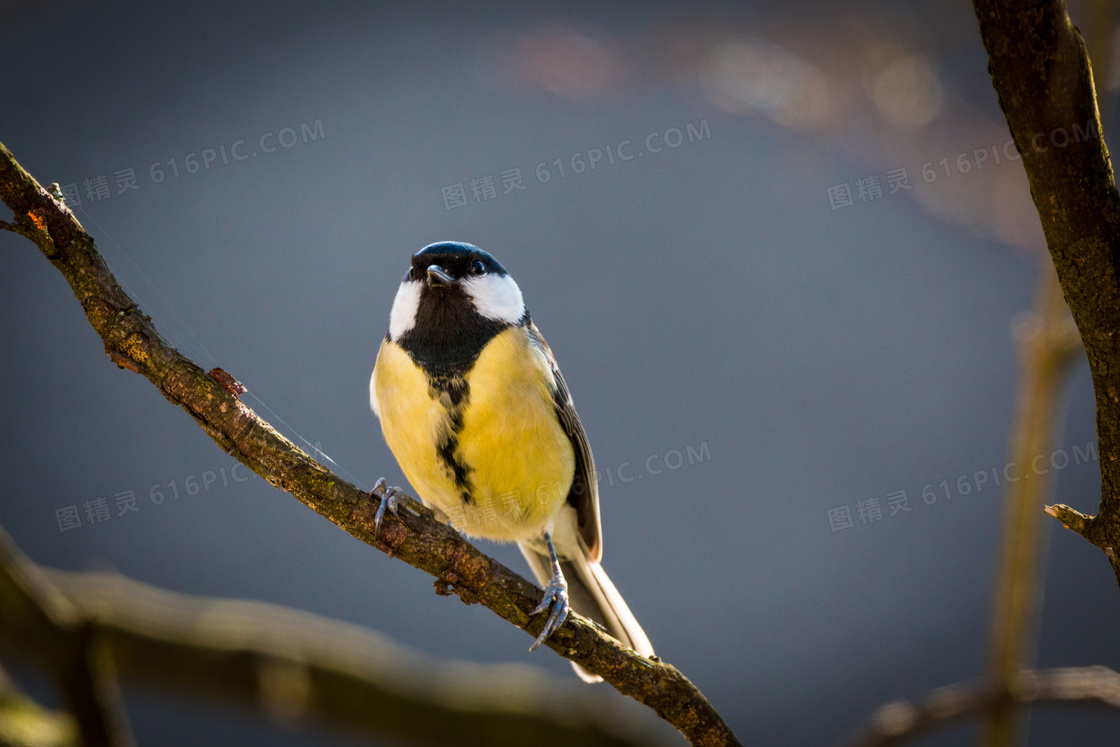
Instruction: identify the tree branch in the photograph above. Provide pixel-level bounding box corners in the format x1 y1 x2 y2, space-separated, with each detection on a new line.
0 526 663 747
0 141 739 747
838 667 1120 747
973 0 1120 586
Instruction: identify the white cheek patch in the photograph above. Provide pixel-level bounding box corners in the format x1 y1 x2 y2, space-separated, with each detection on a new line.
462 274 525 325
388 280 422 341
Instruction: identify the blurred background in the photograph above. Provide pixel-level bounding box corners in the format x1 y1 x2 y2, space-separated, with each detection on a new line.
2 0 1119 744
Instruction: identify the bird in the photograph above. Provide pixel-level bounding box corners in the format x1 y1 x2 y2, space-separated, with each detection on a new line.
369 241 653 681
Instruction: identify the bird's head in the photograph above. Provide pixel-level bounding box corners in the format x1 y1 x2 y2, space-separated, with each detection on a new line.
388 241 526 342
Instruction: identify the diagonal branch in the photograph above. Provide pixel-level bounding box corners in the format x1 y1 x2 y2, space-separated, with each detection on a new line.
837 666 1120 747
973 0 1120 586
0 141 740 747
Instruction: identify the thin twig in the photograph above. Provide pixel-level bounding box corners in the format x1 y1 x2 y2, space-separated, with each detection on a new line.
838 667 1120 747
983 265 1081 746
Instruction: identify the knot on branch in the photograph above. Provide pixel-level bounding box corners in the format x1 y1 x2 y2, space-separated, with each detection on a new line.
107 350 141 374
433 572 481 604
209 368 246 398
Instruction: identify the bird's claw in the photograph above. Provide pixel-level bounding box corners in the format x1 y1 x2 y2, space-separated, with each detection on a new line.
529 578 570 652
370 478 415 537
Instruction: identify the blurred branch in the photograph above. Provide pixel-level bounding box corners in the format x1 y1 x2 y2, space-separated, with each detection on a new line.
0 142 738 747
0 665 76 747
983 265 1081 747
973 0 1120 586
0 527 659 747
838 666 1120 747
0 521 134 747
54 627 134 747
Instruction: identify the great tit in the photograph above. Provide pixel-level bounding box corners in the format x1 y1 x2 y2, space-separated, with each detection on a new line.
369 241 653 681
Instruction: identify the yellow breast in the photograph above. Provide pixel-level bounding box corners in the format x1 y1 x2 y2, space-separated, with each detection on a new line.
373 327 575 542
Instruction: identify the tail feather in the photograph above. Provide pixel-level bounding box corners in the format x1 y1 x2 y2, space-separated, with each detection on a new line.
519 543 653 683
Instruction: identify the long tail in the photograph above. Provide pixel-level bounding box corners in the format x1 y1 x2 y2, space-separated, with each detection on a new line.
519 543 654 683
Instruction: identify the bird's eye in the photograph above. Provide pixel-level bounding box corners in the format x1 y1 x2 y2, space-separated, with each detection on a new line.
405 266 417 282
470 260 485 276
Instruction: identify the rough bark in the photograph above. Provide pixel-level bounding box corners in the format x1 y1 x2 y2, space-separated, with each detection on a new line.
973 0 1120 585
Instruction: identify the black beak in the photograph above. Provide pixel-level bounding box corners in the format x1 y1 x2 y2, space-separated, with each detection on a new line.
426 265 454 287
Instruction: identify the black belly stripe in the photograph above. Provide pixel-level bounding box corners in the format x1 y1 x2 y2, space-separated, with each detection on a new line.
437 406 474 503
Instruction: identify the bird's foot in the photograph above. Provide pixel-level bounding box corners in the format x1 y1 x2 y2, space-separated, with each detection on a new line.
369 478 417 537
529 574 570 652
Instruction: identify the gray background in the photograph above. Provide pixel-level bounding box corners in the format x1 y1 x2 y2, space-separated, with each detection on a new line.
2 0 1118 744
